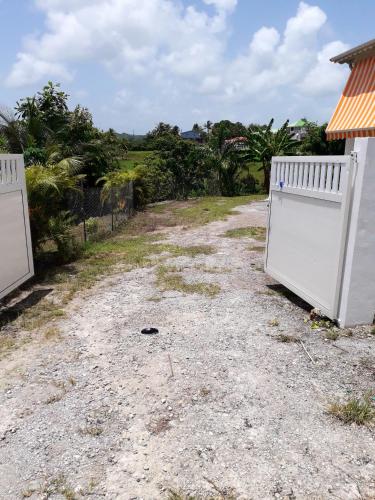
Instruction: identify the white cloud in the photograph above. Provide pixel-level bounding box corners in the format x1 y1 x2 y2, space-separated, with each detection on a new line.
299 41 350 96
203 0 237 12
5 1 350 129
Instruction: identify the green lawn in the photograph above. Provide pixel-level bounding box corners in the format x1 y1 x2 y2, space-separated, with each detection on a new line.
247 161 263 184
119 151 155 171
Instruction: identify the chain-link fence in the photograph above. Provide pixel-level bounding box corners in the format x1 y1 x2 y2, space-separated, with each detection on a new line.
66 182 134 243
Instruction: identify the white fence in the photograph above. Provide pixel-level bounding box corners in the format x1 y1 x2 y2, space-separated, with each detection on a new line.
265 155 353 319
0 155 34 300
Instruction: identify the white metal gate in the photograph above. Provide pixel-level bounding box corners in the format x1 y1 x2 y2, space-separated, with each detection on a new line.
0 155 34 300
265 155 353 319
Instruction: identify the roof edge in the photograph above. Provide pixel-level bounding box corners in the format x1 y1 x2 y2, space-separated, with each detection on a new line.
331 39 375 65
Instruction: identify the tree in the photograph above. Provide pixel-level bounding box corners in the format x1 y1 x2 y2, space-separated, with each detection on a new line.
207 122 247 196
147 122 180 139
301 122 345 155
246 119 297 191
156 135 208 199
211 120 247 140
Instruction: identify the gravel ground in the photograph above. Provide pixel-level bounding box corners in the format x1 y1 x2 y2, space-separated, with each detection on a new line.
0 200 374 500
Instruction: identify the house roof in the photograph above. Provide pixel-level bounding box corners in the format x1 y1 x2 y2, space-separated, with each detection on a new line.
181 130 201 140
224 136 247 144
330 39 375 66
288 119 308 128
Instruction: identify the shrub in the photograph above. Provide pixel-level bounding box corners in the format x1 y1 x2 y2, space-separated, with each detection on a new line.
85 217 100 236
25 160 83 259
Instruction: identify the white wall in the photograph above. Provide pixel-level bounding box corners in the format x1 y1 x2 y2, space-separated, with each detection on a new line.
338 138 375 327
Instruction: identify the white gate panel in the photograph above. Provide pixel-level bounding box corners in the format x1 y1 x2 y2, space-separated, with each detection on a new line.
265 156 353 319
0 155 34 300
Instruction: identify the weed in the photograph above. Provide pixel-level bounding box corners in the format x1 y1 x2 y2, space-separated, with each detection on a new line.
325 330 340 341
268 318 280 327
371 327 375 335
200 387 211 397
0 334 16 355
79 425 103 436
248 245 265 252
275 334 299 343
53 377 76 391
45 392 64 404
29 474 77 500
193 264 231 274
359 357 375 371
44 326 61 340
156 266 220 298
147 296 163 302
328 394 375 425
147 416 171 435
222 226 266 241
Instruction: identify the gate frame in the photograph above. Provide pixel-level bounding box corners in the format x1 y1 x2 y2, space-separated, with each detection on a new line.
264 154 354 320
0 154 34 300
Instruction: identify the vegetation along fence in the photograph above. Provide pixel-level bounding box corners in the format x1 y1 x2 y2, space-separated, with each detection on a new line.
66 182 134 242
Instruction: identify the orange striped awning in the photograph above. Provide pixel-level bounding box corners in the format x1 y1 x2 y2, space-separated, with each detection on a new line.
326 56 375 140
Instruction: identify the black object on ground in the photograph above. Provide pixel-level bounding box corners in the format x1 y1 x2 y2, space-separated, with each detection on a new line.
141 327 159 335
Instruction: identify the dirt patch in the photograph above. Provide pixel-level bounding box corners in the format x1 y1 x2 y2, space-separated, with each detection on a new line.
0 199 375 499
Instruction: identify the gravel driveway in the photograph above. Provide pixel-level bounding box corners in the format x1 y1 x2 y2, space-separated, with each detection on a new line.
0 200 374 500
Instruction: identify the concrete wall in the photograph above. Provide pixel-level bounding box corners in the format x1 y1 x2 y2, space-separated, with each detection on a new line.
338 138 375 327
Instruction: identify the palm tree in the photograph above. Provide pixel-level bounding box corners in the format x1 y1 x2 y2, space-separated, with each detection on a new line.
207 122 245 196
204 120 213 138
246 119 297 192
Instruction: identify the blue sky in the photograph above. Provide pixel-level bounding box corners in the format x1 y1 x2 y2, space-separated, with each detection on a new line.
0 0 374 133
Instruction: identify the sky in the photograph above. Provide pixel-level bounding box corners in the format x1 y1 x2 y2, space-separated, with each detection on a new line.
0 0 374 133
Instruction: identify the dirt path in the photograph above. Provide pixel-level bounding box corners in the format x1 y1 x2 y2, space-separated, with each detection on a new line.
0 200 374 500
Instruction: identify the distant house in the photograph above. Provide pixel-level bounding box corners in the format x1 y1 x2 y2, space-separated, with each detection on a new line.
287 119 308 141
181 130 203 142
224 136 249 150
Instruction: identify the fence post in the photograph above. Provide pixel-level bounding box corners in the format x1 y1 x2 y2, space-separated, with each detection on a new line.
81 181 87 243
111 188 114 232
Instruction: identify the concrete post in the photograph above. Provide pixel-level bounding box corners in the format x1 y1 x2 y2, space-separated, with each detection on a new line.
338 138 375 327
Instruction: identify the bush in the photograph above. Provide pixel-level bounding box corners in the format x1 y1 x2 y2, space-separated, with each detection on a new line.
85 217 100 236
25 162 82 259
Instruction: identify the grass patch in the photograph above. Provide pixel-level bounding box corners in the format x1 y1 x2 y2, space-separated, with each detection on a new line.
0 334 16 355
222 226 266 241
275 334 299 343
193 264 231 274
147 416 171 435
44 326 62 340
23 474 76 500
328 394 375 425
156 265 220 298
118 150 155 171
171 195 264 227
325 330 340 341
45 392 65 404
268 318 280 327
248 245 265 253
79 425 103 437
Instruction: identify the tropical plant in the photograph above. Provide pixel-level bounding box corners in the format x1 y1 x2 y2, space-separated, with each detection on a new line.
246 119 297 191
25 158 83 255
207 122 247 196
